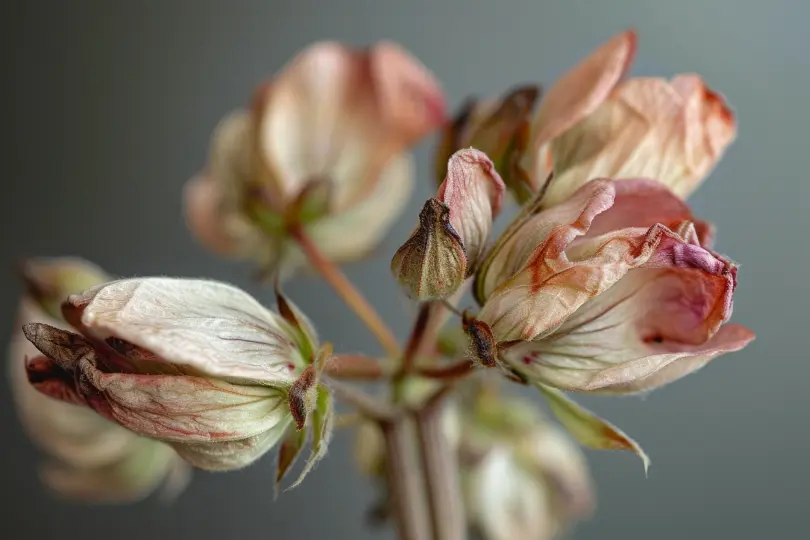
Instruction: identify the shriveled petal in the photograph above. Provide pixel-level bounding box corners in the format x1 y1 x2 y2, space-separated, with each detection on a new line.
391 198 466 300
581 179 714 246
546 75 736 206
479 206 721 344
437 148 506 269
24 325 291 443
475 178 616 304
275 425 308 491
511 259 752 393
527 29 637 187
538 385 649 473
66 278 303 385
172 418 291 471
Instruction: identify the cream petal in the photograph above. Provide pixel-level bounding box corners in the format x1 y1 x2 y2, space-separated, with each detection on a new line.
511 257 751 393
437 148 506 269
256 42 360 202
475 178 616 304
547 75 736 206
67 278 302 385
527 29 637 187
183 175 239 256
172 418 292 471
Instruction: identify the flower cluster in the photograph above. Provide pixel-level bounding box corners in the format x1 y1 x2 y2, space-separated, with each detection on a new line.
9 27 752 540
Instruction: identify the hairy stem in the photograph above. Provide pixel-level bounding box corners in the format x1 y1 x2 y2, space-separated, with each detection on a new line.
415 392 465 540
327 354 391 381
290 226 400 358
381 419 431 540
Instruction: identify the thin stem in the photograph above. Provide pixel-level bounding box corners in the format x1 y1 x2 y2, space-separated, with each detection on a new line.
414 359 474 380
381 419 431 540
399 303 433 377
326 354 391 381
415 394 465 540
325 378 398 422
289 226 400 358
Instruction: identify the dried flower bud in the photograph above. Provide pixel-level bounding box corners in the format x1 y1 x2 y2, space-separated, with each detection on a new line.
392 149 505 300
185 41 446 278
436 86 541 202
9 257 189 502
391 198 466 300
22 277 333 481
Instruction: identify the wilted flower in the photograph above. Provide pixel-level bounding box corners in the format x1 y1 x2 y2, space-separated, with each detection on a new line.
474 178 754 395
524 28 735 206
459 390 594 540
184 41 446 277
22 277 333 487
9 257 189 502
391 148 505 300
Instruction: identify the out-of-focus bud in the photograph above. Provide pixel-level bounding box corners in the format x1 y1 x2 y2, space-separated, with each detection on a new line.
184 41 446 278
435 86 541 202
459 390 594 540
8 257 190 502
22 277 334 484
391 149 505 300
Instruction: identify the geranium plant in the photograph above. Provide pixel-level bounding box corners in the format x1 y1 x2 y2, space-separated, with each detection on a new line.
8 29 754 540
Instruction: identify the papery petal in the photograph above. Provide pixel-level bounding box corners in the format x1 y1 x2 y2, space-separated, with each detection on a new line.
512 258 751 393
581 178 713 246
66 278 303 385
172 418 291 471
183 176 239 256
479 207 720 344
547 75 736 206
391 198 466 301
437 148 506 269
475 179 616 304
538 385 649 473
527 29 637 187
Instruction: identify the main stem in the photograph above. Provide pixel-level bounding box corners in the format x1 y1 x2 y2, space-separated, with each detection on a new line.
290 226 400 358
415 395 465 540
381 419 431 540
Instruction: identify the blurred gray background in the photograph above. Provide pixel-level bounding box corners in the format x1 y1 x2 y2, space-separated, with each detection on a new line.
2 0 802 538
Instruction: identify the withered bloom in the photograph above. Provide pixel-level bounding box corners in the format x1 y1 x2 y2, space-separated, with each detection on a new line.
184 41 446 277
469 179 753 466
22 277 333 488
9 258 189 502
391 148 505 300
520 28 734 205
